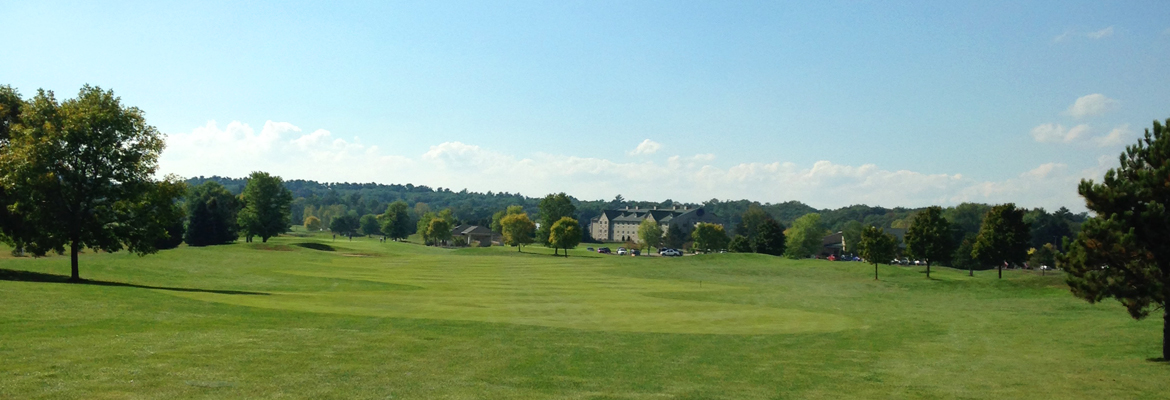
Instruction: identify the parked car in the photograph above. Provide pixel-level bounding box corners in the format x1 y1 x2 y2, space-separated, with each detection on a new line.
586 247 594 251
597 247 611 254
661 249 682 257
617 248 628 256
631 249 641 256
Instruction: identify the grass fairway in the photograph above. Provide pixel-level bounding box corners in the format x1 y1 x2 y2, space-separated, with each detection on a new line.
1 235 1165 399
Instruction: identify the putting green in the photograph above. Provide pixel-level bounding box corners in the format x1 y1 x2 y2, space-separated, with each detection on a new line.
165 255 856 335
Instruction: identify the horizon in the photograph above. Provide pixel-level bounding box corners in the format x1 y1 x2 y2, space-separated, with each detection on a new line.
5 1 1169 212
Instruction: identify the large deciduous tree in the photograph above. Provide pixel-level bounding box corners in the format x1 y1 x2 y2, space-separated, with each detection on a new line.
972 203 1031 279
753 218 787 256
537 193 576 245
329 212 360 240
379 200 412 241
691 223 729 253
549 216 581 256
860 226 897 280
500 212 535 252
664 224 687 249
425 217 452 246
237 171 293 243
735 205 770 242
184 181 241 246
359 214 381 237
784 213 825 259
637 218 664 252
1059 118 1170 360
904 206 954 278
0 85 183 280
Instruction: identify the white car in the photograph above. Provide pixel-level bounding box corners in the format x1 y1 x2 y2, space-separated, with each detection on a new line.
617 249 628 256
661 249 682 257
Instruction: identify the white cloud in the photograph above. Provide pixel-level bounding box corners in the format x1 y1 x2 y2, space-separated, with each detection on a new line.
1054 27 1115 42
1065 93 1119 118
1031 123 1090 143
1086 26 1114 39
1092 124 1132 147
627 139 662 155
159 120 1103 211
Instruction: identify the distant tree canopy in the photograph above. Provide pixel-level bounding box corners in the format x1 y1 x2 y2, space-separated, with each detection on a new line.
784 213 825 259
972 203 1031 279
379 201 412 241
905 206 953 278
637 219 664 251
329 212 360 239
538 193 576 245
238 171 293 243
753 218 787 256
500 212 535 251
185 181 241 246
729 235 752 253
549 216 581 256
1060 118 1170 360
860 226 897 280
304 215 323 232
691 223 729 253
664 224 688 249
0 85 185 280
359 214 381 237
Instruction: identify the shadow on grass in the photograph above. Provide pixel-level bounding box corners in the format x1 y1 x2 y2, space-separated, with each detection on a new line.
292 242 336 251
1147 357 1168 363
0 268 270 295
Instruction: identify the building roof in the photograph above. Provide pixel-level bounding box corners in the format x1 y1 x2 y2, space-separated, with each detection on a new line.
451 224 492 236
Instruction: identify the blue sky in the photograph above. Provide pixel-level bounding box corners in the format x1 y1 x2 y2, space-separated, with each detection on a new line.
3 1 1168 210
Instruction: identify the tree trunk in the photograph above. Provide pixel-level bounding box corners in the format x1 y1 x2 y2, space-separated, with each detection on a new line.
874 263 878 280
926 261 931 279
70 238 80 281
998 263 1003 279
1164 308 1169 361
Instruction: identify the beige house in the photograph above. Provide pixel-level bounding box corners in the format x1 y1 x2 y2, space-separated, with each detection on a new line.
589 206 721 242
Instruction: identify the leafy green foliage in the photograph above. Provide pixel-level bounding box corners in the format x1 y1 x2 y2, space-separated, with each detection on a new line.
0 85 179 280
500 212 535 251
359 214 380 237
237 172 293 243
329 213 360 239
860 226 897 280
784 213 825 259
425 218 452 246
972 203 1031 278
753 218 786 256
637 219 664 251
664 224 687 249
728 235 752 253
549 217 581 256
185 181 241 246
691 223 729 253
1059 118 1170 360
379 201 412 240
303 216 323 231
905 206 953 278
538 193 576 245
735 205 771 241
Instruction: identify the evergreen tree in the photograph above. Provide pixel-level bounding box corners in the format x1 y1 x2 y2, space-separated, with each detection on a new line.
1060 118 1170 360
664 224 687 249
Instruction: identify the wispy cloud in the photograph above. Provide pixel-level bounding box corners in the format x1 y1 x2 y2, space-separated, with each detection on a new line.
1092 124 1132 147
627 139 662 155
1054 26 1115 42
160 120 1105 211
1086 26 1114 39
1065 93 1119 118
1031 123 1090 143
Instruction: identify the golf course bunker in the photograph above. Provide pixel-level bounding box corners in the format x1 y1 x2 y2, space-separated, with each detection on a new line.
164 266 857 335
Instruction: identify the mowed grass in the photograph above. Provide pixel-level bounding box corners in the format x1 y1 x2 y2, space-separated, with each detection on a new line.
0 234 1166 399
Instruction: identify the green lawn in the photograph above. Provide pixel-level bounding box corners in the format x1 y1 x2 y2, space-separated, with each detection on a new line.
0 234 1165 399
